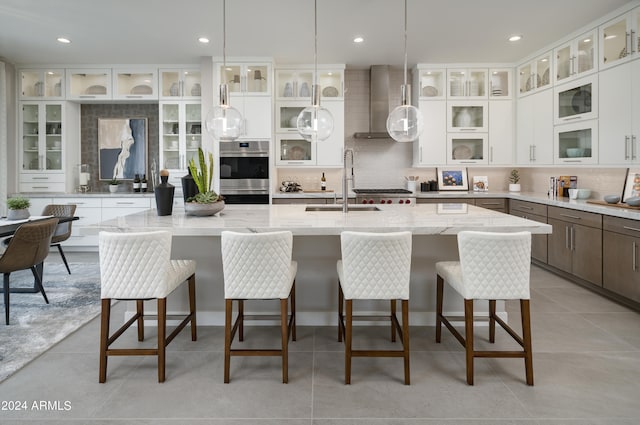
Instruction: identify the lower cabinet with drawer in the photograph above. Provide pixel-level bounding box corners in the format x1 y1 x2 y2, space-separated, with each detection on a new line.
56 197 102 247
603 216 640 303
547 206 602 286
509 200 548 264
101 197 152 221
474 198 506 212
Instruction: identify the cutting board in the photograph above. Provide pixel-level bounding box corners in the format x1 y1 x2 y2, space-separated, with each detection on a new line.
586 200 640 210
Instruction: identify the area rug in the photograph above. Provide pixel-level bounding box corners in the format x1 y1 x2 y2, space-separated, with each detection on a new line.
0 262 102 382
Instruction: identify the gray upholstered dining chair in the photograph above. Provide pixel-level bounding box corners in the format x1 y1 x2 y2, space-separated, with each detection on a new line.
42 204 76 274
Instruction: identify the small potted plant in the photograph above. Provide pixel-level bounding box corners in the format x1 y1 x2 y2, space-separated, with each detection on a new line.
7 196 31 220
509 169 521 192
185 148 224 216
108 178 119 193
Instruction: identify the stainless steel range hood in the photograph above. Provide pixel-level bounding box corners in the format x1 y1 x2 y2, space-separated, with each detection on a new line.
353 65 393 139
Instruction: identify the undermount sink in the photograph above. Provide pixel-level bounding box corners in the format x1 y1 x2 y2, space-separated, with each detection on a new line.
305 206 381 212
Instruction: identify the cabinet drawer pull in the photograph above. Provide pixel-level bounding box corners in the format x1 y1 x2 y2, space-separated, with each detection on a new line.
32 177 49 180
32 186 49 189
565 226 570 250
79 95 97 98
562 116 582 121
480 202 502 206
286 161 305 164
515 205 534 210
633 242 637 272
459 128 477 131
559 213 581 220
563 160 583 163
623 225 640 233
115 202 135 205
125 95 143 98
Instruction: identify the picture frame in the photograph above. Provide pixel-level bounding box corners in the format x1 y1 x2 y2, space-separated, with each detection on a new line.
472 176 489 192
437 168 469 191
622 168 640 202
98 118 148 181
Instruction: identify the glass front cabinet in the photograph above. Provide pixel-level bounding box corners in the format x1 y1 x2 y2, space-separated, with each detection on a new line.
554 29 597 84
447 101 488 132
489 68 512 99
554 76 598 125
20 102 64 173
415 68 446 100
159 102 202 173
599 6 640 70
112 69 158 100
19 69 64 100
447 133 488 165
66 69 112 100
219 62 271 96
275 66 344 101
276 135 314 165
518 51 552 96
554 120 599 164
159 68 201 99
447 68 488 98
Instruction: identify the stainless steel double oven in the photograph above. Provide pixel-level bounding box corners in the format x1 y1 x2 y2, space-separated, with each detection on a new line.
219 140 269 204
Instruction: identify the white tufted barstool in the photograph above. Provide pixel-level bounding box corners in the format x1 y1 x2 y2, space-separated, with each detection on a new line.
221 231 297 383
337 231 412 385
435 231 533 385
98 231 197 383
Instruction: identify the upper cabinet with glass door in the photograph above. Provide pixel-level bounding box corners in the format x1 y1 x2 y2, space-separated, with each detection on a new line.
554 29 597 84
447 68 488 99
488 68 512 99
66 69 112 100
414 67 446 100
20 102 65 173
275 65 344 101
159 68 201 99
599 6 640 70
112 69 158 100
518 51 552 96
219 62 271 96
19 69 64 100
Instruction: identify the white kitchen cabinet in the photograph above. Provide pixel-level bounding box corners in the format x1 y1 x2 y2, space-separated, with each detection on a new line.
447 133 488 165
219 62 271 96
66 68 112 100
275 66 344 101
414 67 446 100
553 75 598 125
554 119 598 164
159 68 201 99
276 134 314 166
56 197 102 247
19 69 64 100
598 58 640 164
516 88 554 165
112 69 158 100
488 68 512 100
413 100 447 166
228 95 272 140
599 6 640 71
315 100 344 167
447 101 488 132
159 101 201 172
101 197 153 221
488 100 514 165
554 29 598 84
518 51 552 96
447 68 488 98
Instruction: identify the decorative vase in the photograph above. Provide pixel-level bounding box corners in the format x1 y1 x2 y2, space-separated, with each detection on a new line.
181 171 198 203
7 208 30 220
154 176 175 216
184 200 225 217
509 183 521 192
108 184 118 193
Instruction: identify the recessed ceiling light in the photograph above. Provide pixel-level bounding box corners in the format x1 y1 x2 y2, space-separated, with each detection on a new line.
353 36 364 43
198 37 210 44
508 34 522 42
57 37 71 44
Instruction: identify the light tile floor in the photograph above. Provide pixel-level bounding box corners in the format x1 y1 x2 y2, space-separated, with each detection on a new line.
1 254 639 424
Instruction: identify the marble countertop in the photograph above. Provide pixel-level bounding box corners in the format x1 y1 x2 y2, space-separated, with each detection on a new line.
90 203 552 236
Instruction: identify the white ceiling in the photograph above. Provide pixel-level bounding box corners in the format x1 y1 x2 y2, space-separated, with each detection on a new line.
0 0 633 68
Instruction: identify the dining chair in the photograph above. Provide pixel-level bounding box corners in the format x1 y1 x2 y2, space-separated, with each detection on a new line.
42 204 76 274
435 230 534 385
0 217 59 325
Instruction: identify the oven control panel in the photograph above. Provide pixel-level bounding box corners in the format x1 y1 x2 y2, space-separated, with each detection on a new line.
359 197 416 205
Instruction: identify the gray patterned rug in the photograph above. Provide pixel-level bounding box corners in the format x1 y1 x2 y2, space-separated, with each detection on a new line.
0 262 101 382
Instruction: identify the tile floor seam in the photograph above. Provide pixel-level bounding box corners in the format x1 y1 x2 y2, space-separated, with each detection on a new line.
578 312 640 351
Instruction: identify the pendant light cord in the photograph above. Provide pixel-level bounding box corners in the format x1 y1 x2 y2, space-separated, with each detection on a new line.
403 0 407 86
314 0 318 87
223 0 227 69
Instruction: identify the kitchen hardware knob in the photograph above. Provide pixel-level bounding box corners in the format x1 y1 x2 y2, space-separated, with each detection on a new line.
368 200 374 204
362 200 368 204
399 200 404 204
405 199 411 204
380 199 386 204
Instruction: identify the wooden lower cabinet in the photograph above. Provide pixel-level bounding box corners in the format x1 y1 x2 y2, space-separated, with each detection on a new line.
511 210 548 263
603 216 640 303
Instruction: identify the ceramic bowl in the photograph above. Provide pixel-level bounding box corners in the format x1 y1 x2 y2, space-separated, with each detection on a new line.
576 189 591 199
566 148 585 157
626 196 640 206
604 195 620 204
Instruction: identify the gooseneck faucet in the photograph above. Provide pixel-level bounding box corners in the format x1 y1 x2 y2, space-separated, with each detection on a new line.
343 149 355 213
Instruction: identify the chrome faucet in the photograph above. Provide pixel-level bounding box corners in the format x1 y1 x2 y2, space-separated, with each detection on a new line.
343 149 355 213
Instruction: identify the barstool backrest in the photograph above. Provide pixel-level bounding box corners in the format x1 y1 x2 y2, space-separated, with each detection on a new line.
340 231 412 300
457 231 531 300
99 231 173 299
221 231 294 299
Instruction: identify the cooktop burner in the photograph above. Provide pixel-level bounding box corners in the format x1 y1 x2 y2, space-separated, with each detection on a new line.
353 188 412 194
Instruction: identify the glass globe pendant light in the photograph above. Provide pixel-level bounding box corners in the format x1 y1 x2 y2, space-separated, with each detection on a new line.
297 0 334 142
386 0 423 143
205 0 243 141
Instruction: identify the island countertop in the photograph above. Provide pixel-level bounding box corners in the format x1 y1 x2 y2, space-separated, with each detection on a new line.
91 203 552 236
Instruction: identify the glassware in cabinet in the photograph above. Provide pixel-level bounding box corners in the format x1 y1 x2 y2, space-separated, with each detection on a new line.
160 102 201 171
20 69 64 99
219 63 271 95
20 102 64 172
44 104 62 171
159 68 201 99
276 69 313 100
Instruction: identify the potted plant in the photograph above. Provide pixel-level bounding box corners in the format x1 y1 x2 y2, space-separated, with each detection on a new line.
108 178 119 193
509 169 521 192
184 148 225 216
7 197 31 220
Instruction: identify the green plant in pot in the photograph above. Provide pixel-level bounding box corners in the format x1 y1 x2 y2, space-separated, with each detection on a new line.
7 197 31 220
185 148 225 216
509 169 521 192
108 178 119 193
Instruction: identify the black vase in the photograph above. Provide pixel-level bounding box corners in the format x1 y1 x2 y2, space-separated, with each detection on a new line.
154 176 175 216
181 171 198 203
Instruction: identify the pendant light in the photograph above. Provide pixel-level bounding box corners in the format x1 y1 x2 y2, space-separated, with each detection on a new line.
386 0 423 143
296 0 334 142
205 0 243 141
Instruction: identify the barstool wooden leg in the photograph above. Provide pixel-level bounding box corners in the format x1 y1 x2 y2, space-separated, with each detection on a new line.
281 298 289 383
464 298 474 385
290 282 296 341
435 275 444 343
489 299 496 343
238 300 244 341
99 299 111 383
224 299 232 383
338 284 344 342
390 299 397 342
136 300 144 341
188 275 197 341
158 298 167 383
402 299 410 385
345 299 353 385
521 299 534 386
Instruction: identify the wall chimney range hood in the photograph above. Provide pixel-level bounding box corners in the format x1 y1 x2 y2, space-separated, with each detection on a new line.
354 65 394 139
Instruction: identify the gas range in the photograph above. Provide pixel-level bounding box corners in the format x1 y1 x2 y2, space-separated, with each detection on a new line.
353 189 415 205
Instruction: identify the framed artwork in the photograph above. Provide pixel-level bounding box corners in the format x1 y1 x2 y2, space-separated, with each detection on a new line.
622 168 640 202
98 118 147 180
472 176 489 192
437 168 469 191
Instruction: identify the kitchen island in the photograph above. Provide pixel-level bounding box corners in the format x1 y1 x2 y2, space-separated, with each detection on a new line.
91 203 551 326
